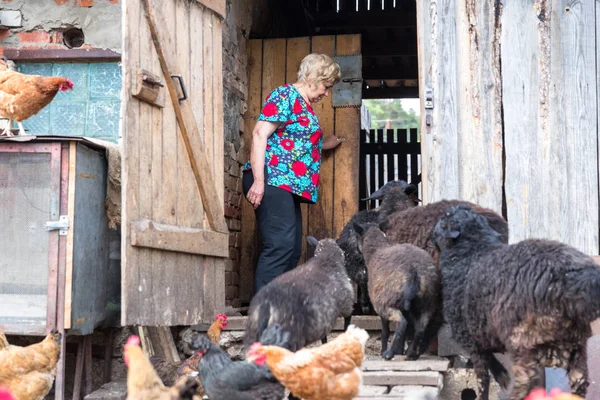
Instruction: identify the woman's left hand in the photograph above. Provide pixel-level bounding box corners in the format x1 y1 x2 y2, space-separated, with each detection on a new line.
323 135 345 150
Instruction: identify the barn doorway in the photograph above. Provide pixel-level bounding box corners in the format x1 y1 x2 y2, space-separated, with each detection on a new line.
240 0 421 304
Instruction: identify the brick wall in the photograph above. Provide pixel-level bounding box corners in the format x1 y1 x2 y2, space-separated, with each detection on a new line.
222 0 254 307
0 0 121 55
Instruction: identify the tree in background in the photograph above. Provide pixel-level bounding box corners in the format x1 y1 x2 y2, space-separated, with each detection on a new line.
363 99 420 130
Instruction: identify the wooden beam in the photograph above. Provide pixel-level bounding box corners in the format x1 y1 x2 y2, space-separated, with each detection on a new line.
3 48 120 62
142 0 228 233
130 219 229 258
195 0 225 18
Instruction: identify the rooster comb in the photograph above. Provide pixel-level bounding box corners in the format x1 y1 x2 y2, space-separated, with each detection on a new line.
126 335 140 347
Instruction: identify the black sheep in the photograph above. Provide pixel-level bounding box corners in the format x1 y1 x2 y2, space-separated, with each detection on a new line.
381 199 509 265
432 204 600 400
244 237 354 352
355 222 442 361
338 180 418 315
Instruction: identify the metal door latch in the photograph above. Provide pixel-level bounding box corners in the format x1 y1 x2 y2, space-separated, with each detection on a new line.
47 215 69 236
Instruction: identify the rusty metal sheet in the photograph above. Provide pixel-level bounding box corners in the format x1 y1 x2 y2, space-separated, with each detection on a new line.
332 55 362 108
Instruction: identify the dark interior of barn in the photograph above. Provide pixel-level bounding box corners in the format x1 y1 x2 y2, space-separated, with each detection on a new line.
250 0 419 99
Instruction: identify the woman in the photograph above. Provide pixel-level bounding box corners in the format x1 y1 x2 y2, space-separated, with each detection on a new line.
243 53 344 293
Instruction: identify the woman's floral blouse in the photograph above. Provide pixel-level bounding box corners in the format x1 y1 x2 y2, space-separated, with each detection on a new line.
244 84 323 203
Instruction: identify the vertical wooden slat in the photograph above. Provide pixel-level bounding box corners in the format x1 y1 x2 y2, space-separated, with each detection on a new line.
201 7 216 318
189 2 207 315
386 129 395 182
455 0 503 212
239 39 263 303
261 39 287 99
333 34 361 238
122 0 142 324
284 37 311 261
503 0 598 252
63 142 76 329
176 0 197 228
417 0 460 204
212 14 226 313
309 35 336 244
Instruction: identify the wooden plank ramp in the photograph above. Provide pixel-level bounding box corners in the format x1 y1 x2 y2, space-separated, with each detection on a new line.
357 356 446 399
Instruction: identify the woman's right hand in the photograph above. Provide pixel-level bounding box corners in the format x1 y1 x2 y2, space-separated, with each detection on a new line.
246 180 265 209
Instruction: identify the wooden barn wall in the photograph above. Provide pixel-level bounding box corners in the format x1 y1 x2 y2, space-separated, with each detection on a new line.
239 35 361 301
419 0 599 254
502 0 598 252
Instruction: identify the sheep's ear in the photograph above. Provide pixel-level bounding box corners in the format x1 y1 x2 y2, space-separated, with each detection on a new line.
306 236 319 247
361 187 385 201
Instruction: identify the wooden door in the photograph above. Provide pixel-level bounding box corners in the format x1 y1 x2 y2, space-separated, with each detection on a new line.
122 0 228 325
239 34 362 302
416 0 503 212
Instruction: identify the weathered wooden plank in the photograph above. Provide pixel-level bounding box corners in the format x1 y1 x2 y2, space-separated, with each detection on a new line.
176 0 198 228
333 34 361 238
417 0 460 204
121 0 141 325
190 2 205 223
63 142 77 329
201 8 218 321
361 357 449 372
239 39 263 303
310 35 336 246
142 0 227 233
455 0 503 212
285 37 311 262
195 0 225 18
130 219 228 257
503 0 598 252
212 13 226 318
261 39 287 99
361 371 442 386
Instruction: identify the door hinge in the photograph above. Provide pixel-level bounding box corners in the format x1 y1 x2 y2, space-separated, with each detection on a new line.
425 87 434 109
47 215 69 236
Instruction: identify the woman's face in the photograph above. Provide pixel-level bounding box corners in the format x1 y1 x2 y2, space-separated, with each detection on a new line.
307 81 334 103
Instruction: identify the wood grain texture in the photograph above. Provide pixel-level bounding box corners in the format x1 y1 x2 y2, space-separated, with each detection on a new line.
333 34 361 238
239 39 263 302
122 0 226 325
309 35 336 247
285 37 311 262
503 0 599 252
63 142 76 329
418 0 460 204
195 0 225 18
455 0 503 212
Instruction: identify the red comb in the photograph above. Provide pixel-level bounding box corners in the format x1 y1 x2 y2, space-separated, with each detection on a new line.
216 313 228 320
126 335 140 346
0 387 15 400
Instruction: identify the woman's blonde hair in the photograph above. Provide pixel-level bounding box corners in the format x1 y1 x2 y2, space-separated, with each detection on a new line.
297 53 341 85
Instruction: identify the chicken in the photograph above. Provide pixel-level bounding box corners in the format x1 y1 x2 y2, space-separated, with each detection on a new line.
150 314 228 390
525 388 584 400
207 313 228 346
190 325 288 400
0 330 61 400
0 58 73 136
123 335 200 400
246 324 369 400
